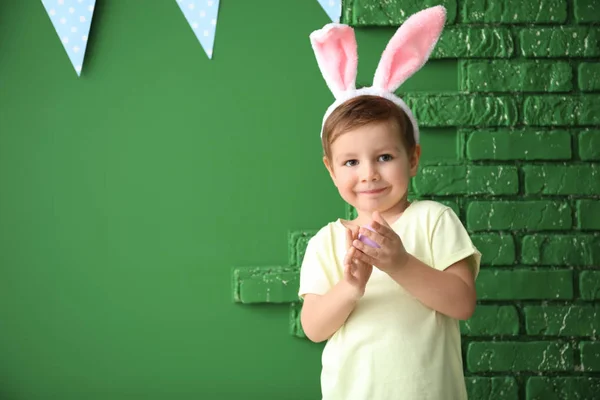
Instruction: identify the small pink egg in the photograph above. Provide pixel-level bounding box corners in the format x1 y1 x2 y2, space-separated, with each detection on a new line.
358 224 380 248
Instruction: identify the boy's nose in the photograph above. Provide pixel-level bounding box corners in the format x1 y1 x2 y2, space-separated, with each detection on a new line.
360 163 380 182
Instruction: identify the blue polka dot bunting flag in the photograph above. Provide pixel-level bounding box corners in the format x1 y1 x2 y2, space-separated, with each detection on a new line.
317 0 341 23
176 0 220 59
41 0 96 76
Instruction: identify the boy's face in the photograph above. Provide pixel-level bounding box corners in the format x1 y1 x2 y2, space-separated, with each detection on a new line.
323 120 420 216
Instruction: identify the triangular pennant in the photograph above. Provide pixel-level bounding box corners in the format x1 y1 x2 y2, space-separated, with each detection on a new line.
317 0 341 23
41 0 96 76
176 0 220 59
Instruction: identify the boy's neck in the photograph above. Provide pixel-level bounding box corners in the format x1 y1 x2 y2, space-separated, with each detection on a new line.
353 198 412 227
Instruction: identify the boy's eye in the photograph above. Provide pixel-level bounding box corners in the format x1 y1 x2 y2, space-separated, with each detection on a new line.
379 154 393 162
344 160 358 167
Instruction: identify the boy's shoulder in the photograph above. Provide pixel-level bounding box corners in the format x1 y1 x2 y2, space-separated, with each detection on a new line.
312 219 340 240
304 219 343 249
409 199 454 217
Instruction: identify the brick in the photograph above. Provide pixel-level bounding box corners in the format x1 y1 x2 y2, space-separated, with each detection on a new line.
232 266 299 304
467 201 572 231
466 129 571 161
574 0 600 23
521 234 600 266
580 271 600 300
343 0 457 26
523 164 600 195
577 200 600 230
414 166 518 195
461 305 519 336
419 128 462 165
462 61 572 92
433 27 514 58
289 303 305 338
288 230 317 266
405 95 518 127
579 130 600 160
525 305 599 336
466 129 572 160
472 233 516 265
527 377 600 400
578 63 600 92
467 341 573 372
466 377 518 400
461 0 567 23
520 27 600 57
524 95 600 126
580 342 600 371
477 269 573 300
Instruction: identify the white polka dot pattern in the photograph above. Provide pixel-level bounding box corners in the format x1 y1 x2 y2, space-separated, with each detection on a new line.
176 0 220 59
41 0 95 76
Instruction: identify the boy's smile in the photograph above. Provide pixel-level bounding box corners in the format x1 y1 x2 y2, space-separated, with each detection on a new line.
358 187 388 195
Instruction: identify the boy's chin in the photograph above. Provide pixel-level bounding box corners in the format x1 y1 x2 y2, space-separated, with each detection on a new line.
354 203 387 215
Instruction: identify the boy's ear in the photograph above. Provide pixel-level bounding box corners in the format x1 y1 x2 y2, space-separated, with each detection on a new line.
323 156 336 181
409 144 421 177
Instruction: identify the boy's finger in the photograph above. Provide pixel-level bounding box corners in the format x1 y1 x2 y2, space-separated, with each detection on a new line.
353 238 380 259
351 226 359 240
343 253 353 275
354 248 377 266
349 248 360 273
348 246 356 261
344 247 354 268
370 220 396 239
344 248 352 268
358 227 384 247
346 228 352 249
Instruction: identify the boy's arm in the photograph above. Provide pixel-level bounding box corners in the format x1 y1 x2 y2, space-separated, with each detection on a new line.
300 226 373 343
386 256 476 320
301 280 361 343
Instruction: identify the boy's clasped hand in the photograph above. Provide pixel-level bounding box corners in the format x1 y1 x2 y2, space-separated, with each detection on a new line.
343 211 411 296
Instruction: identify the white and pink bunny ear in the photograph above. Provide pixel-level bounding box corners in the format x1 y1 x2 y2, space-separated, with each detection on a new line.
310 24 358 99
373 6 446 93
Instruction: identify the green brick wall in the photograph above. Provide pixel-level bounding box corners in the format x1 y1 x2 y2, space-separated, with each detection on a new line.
233 0 600 398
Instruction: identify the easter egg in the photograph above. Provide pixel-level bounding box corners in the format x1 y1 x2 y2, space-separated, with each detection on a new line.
358 224 380 248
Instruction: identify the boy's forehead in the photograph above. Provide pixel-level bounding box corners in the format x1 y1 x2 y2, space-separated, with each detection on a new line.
334 123 402 147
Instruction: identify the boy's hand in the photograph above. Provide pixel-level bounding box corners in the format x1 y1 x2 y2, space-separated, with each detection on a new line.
343 226 373 298
352 211 409 274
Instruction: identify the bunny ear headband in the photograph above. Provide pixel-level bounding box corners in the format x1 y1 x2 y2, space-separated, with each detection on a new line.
310 5 447 144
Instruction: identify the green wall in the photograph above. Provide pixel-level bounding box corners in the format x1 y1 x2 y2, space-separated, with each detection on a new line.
3 0 599 399
0 1 452 399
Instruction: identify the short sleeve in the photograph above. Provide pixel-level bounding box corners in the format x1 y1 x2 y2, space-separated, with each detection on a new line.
430 208 481 278
298 236 334 298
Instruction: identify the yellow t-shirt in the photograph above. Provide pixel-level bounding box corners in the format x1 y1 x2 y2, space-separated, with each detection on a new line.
298 200 481 400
